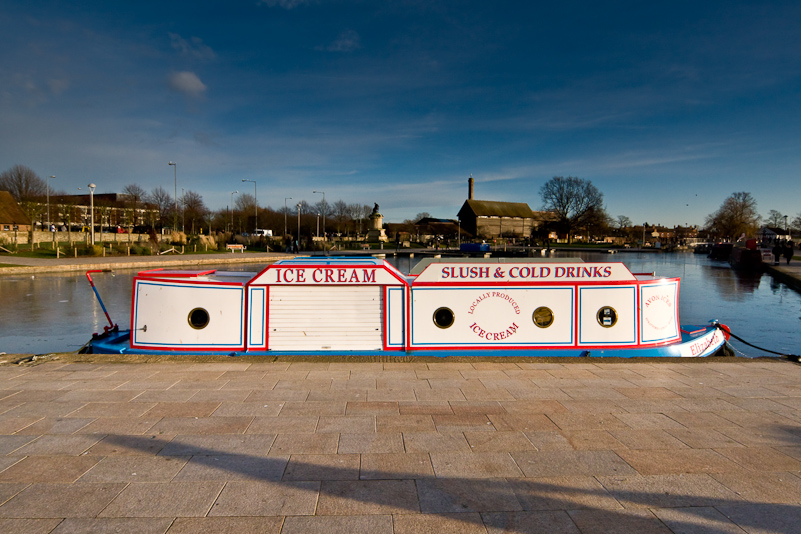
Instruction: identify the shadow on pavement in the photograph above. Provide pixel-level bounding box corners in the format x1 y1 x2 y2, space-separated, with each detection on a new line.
94 433 801 534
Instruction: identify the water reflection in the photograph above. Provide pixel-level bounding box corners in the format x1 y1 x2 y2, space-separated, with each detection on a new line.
703 263 762 302
0 253 799 356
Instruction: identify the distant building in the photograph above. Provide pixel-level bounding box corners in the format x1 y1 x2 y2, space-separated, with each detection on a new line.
758 227 791 244
30 193 158 230
0 190 32 232
456 176 549 239
414 217 461 241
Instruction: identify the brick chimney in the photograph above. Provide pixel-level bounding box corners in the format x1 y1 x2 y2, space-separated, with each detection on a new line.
468 176 474 200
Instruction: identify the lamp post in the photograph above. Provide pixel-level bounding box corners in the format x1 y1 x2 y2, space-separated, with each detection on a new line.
313 190 325 239
284 197 292 238
230 191 238 232
316 213 320 238
785 215 788 233
296 202 302 248
88 183 96 245
168 162 177 232
46 175 55 230
242 179 257 231
181 188 185 232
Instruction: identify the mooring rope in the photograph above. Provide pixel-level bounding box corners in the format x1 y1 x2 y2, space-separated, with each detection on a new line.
717 324 800 361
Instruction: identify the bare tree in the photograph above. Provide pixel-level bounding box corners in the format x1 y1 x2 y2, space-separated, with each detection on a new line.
295 200 311 214
331 199 350 234
181 190 208 234
347 203 373 234
764 210 784 228
122 184 146 207
235 192 256 213
792 212 801 233
149 186 172 228
539 176 605 242
0 164 46 202
704 192 760 239
0 164 48 225
615 215 632 229
313 199 329 222
347 203 363 234
120 183 147 228
210 208 229 233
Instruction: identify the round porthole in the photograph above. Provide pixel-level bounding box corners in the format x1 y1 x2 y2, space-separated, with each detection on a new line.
597 306 617 328
532 306 554 328
188 307 210 329
433 307 455 329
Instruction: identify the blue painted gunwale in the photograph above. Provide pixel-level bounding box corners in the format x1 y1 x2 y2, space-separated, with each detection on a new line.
87 323 727 357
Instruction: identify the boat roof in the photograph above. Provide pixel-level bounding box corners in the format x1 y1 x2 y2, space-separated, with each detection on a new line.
409 256 583 275
273 256 389 266
136 268 257 284
248 255 408 286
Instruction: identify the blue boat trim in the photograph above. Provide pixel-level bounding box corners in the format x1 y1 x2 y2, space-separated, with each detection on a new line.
87 324 728 358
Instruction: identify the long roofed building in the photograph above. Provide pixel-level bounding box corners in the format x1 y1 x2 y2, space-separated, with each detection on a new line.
457 177 548 239
0 190 32 232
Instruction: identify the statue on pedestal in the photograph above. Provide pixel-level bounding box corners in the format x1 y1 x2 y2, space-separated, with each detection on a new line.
366 202 388 242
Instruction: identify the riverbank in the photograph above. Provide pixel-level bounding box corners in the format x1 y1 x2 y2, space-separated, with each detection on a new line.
0 245 662 276
0 356 798 533
763 262 801 292
0 251 295 276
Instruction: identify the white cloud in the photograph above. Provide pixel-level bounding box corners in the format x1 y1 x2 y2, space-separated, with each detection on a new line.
323 30 361 53
166 71 207 98
169 33 216 61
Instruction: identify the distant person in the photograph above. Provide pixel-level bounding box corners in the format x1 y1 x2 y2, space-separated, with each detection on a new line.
773 241 782 265
785 241 794 265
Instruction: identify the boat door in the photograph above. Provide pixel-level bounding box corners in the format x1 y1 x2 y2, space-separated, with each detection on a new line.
267 286 384 351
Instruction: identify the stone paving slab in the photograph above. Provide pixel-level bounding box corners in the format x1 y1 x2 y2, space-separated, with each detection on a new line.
0 358 799 533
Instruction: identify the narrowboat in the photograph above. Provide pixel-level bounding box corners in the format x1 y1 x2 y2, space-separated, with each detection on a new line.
84 257 729 357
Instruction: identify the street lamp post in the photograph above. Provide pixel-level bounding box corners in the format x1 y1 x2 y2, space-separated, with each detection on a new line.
313 190 325 239
785 215 788 233
284 197 292 238
230 191 238 232
88 183 96 245
242 179 257 231
316 213 320 238
168 162 177 232
180 188 185 232
296 202 301 248
46 175 55 230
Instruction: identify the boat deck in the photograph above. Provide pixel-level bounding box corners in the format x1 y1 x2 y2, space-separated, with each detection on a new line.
0 357 799 533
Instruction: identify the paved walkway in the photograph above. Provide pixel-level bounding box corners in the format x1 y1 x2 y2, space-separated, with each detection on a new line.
0 357 799 533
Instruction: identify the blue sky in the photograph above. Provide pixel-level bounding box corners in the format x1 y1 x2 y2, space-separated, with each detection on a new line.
2 0 800 227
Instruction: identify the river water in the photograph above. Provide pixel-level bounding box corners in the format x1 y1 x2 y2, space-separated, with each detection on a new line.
1 252 799 357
